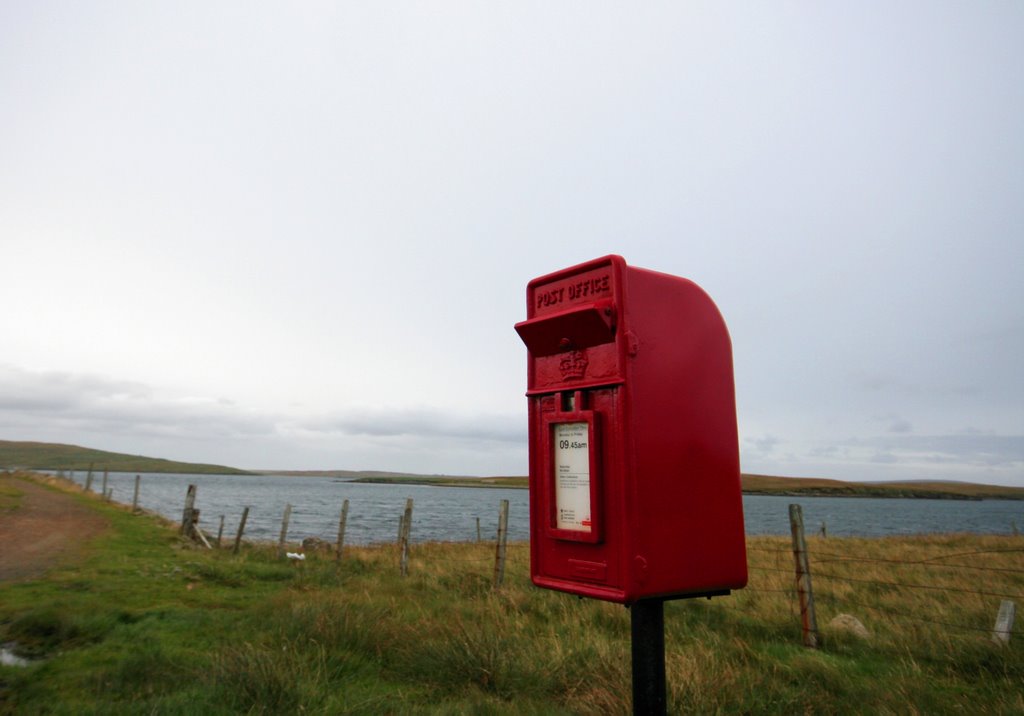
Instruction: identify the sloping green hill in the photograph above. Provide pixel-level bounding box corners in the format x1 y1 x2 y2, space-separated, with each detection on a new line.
741 473 1024 500
345 473 1024 499
0 440 250 475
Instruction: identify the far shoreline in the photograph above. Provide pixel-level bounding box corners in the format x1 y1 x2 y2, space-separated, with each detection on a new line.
346 475 1023 501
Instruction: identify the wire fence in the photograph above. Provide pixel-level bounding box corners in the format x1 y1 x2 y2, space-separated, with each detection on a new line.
732 514 1023 652
36 472 1024 650
152 481 1024 683
169 487 1024 643
283 498 1021 652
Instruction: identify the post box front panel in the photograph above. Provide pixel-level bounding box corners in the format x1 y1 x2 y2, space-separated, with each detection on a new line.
529 387 629 601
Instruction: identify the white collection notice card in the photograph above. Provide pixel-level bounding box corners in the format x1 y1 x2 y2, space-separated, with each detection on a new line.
553 422 592 532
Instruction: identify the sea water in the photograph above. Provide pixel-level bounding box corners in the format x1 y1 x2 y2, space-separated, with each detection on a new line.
59 472 1023 544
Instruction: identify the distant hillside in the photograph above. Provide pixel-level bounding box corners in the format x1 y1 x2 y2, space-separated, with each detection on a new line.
345 473 1024 499
346 475 528 488
254 469 455 479
741 474 1024 500
0 440 250 475
280 470 1024 500
337 473 1024 500
6 440 1019 499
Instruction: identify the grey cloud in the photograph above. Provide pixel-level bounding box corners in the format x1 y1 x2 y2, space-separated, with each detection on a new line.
879 434 1024 468
858 375 924 396
86 403 276 440
816 433 1024 470
870 452 899 464
857 375 981 399
887 419 913 434
0 364 150 412
745 435 781 454
0 365 276 441
873 413 912 434
305 409 525 444
807 445 840 457
0 365 527 472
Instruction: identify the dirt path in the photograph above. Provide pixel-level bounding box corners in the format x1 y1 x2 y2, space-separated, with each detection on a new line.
0 475 109 583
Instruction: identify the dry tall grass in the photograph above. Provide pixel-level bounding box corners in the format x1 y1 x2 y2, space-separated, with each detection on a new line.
239 532 1022 713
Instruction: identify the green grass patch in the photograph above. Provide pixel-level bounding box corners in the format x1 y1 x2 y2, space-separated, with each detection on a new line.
1 474 1021 714
0 479 22 511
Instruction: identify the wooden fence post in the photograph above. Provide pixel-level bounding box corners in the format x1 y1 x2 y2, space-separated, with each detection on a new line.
789 503 819 648
191 511 213 549
400 498 413 577
336 499 349 563
84 464 94 493
278 503 292 558
397 514 406 545
132 474 141 513
233 506 250 555
993 600 1016 645
180 485 197 536
493 499 510 589
216 515 225 548
101 470 109 500
476 517 482 542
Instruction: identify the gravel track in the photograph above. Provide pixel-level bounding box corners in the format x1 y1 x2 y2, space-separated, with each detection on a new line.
0 475 109 582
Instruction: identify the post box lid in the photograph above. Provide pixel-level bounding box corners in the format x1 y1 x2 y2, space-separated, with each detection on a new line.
514 299 615 357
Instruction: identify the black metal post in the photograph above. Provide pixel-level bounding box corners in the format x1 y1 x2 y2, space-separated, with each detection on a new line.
631 598 667 715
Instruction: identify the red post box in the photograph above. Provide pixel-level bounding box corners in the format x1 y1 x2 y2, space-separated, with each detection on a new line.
515 255 747 604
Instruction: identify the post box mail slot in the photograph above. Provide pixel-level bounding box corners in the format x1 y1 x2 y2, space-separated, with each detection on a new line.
515 255 747 604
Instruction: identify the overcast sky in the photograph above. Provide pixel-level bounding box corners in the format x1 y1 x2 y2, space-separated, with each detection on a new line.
2 3 1021 485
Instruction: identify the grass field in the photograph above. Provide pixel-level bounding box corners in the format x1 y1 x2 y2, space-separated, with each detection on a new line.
0 480 21 511
1 473 1022 714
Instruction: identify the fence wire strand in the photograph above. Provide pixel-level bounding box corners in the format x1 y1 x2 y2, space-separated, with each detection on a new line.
741 524 1022 645
813 555 1024 575
817 593 1022 637
749 565 798 575
812 570 1024 602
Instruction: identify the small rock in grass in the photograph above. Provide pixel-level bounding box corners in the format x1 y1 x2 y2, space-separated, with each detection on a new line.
828 613 870 640
301 537 331 553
